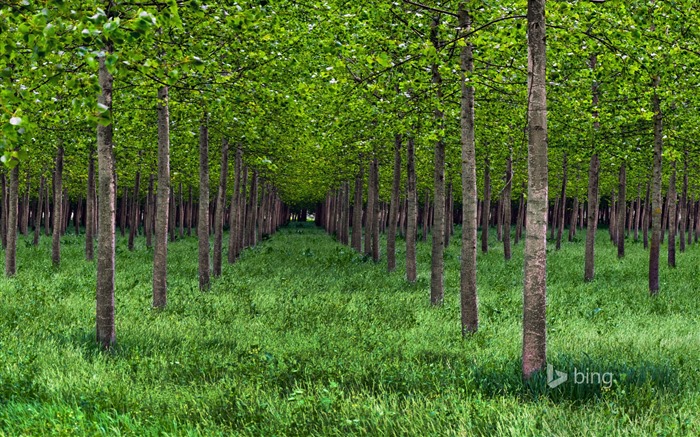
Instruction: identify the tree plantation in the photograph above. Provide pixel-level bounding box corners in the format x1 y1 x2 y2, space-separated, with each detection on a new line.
1 0 699 435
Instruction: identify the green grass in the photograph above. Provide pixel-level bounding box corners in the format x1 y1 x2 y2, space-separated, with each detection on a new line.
0 224 698 436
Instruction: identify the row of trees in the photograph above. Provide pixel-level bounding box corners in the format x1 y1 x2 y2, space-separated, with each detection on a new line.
3 0 700 381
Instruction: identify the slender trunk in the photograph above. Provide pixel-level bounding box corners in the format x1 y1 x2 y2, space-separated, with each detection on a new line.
515 191 524 244
21 171 30 235
178 182 184 239
649 78 663 295
371 159 380 262
145 174 153 249
680 152 688 252
660 195 668 244
228 146 242 263
387 134 401 271
1 174 7 249
568 197 578 242
460 3 478 333
248 171 259 247
556 153 567 250
119 185 127 238
239 167 248 250
667 162 677 267
44 177 50 237
481 157 490 253
617 163 626 258
522 0 548 380
583 155 600 283
365 158 374 257
351 161 363 253
34 175 45 246
187 185 193 237
406 137 418 282
643 181 651 249
128 164 141 251
153 86 170 308
198 116 211 291
4 165 19 276
422 192 429 242
634 184 642 242
52 145 64 267
503 151 513 260
213 139 228 277
96 47 116 349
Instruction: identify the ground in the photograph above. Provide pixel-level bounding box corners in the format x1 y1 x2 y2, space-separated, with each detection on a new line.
0 224 698 435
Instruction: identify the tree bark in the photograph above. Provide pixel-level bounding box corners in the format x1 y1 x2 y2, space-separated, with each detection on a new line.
365 158 374 257
387 134 401 272
52 145 64 267
371 159 380 262
556 153 567 250
649 77 663 295
145 174 153 250
228 146 242 263
667 161 677 268
481 157 490 253
406 137 418 282
503 151 513 260
680 152 688 252
213 139 228 277
96 47 116 349
568 196 578 242
34 175 45 246
460 3 479 334
617 163 626 258
522 0 548 380
351 161 363 253
198 116 211 291
128 162 141 251
4 165 19 276
643 181 651 249
153 86 170 308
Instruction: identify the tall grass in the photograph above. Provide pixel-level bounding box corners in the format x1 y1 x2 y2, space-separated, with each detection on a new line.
0 224 698 435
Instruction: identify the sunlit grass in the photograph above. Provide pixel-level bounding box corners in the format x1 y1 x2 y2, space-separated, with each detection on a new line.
0 224 698 435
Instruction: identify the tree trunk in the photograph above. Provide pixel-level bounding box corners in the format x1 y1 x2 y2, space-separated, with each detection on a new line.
568 196 578 242
145 174 153 250
481 157 490 253
583 155 600 282
680 152 688 252
128 163 141 251
198 116 211 291
371 159 380 262
649 78 663 295
556 153 567 250
503 151 513 260
4 165 19 276
667 162 677 268
460 3 478 334
406 137 417 282
365 158 374 257
643 181 651 249
515 191 524 244
44 177 50 237
387 134 401 271
213 139 228 277
228 146 242 263
119 185 127 238
52 145 64 267
21 171 30 235
34 175 45 246
522 0 548 380
1 173 7 249
617 163 626 258
153 85 170 308
96 48 116 350
351 161 363 253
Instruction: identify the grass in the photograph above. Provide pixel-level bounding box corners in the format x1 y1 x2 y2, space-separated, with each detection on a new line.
0 223 698 436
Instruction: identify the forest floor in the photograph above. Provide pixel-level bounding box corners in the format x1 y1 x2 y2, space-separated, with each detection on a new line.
0 223 698 436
